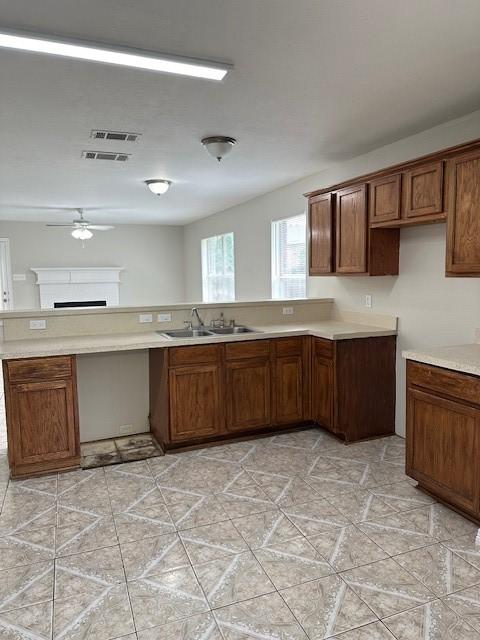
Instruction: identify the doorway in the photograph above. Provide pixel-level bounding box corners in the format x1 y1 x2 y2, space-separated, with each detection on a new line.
0 238 12 451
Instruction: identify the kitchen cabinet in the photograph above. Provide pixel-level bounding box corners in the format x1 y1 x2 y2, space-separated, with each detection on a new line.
404 161 444 220
274 337 310 424
225 339 271 431
312 336 396 441
150 334 395 449
307 184 399 277
3 356 80 478
406 360 480 519
369 173 402 224
446 149 480 275
308 193 334 274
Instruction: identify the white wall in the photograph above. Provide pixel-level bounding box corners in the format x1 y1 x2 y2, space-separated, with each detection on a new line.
0 221 185 309
184 108 480 436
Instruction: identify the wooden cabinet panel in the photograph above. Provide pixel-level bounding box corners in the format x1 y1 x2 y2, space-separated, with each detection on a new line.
312 355 333 429
446 150 480 275
169 344 221 366
225 340 270 361
405 161 444 219
369 174 401 224
274 355 304 424
169 364 223 442
9 380 78 465
4 355 80 478
226 358 271 431
406 387 479 515
309 193 334 275
335 184 367 273
408 360 480 405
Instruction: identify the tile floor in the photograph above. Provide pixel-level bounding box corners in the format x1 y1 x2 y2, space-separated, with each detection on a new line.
0 427 479 639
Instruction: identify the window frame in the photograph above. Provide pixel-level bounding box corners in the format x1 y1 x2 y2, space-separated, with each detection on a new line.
271 213 307 300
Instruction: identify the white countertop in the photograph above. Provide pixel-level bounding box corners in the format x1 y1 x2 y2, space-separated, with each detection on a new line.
403 344 480 377
0 320 397 359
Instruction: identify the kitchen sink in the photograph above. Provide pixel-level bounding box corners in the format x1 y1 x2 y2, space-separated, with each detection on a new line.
208 326 256 334
159 326 259 339
160 328 214 338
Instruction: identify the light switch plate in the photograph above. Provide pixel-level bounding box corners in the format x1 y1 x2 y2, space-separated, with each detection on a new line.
282 307 294 315
157 313 172 323
139 313 153 323
13 273 27 281
365 295 372 308
29 319 46 330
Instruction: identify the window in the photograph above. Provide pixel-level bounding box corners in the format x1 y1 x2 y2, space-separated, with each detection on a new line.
271 213 307 299
201 232 235 302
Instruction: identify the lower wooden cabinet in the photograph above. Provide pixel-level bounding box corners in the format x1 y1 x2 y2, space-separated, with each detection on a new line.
406 361 480 520
150 334 396 449
312 336 396 441
3 355 80 478
169 363 223 441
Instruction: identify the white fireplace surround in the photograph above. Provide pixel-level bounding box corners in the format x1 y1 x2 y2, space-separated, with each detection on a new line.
31 267 124 309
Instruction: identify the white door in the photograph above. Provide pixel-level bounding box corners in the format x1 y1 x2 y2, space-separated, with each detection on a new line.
0 239 13 310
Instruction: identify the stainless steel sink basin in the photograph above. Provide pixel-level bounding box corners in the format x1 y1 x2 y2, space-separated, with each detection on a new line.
208 326 256 335
160 329 214 338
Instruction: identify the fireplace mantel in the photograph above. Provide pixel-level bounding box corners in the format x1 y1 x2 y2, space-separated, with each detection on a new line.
31 267 124 309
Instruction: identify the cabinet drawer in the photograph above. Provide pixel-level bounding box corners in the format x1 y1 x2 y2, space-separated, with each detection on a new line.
169 344 221 367
275 337 304 357
6 356 73 383
408 361 480 406
225 339 271 361
313 337 334 360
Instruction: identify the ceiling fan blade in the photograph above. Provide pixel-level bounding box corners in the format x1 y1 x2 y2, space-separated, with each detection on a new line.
87 225 115 231
45 223 74 227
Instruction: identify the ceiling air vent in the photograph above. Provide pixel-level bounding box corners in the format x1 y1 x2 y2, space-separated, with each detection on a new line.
90 130 140 142
82 150 130 162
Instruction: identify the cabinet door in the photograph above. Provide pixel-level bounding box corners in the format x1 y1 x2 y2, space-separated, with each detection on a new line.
335 184 367 273
446 150 480 275
226 358 271 431
406 387 480 515
169 364 223 442
404 161 444 219
8 379 79 468
274 355 304 424
369 174 401 224
312 355 334 430
309 193 334 275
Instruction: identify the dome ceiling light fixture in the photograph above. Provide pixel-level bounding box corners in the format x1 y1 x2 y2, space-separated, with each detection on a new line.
201 136 237 162
145 179 171 195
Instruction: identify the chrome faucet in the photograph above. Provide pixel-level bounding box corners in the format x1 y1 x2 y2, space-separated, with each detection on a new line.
191 307 204 329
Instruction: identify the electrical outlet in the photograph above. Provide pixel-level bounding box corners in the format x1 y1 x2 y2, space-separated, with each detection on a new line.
157 313 172 323
282 307 294 315
119 424 136 435
139 313 153 323
365 295 372 308
29 319 46 330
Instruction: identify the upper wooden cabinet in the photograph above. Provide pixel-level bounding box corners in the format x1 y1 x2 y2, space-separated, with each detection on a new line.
335 184 368 274
404 161 444 220
308 193 334 274
3 355 80 478
308 184 399 277
446 149 480 275
369 173 402 224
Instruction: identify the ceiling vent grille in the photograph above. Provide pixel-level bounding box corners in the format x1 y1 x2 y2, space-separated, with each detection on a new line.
82 150 130 162
90 130 140 142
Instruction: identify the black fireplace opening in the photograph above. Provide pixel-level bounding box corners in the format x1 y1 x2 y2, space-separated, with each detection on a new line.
54 300 107 309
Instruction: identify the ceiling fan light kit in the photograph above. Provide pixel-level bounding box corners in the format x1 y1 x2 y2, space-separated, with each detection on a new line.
201 136 237 162
71 227 93 240
145 179 171 195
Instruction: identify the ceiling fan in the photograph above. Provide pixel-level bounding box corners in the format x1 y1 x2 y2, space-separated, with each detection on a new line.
46 208 115 243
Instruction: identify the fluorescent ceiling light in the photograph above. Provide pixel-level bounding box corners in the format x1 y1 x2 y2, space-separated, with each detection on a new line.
145 179 171 195
0 29 232 80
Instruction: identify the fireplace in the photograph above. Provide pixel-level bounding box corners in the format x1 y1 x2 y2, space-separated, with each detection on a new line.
31 267 124 309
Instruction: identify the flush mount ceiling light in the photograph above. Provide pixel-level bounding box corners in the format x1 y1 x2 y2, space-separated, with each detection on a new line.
0 28 232 80
201 136 237 162
145 179 171 195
